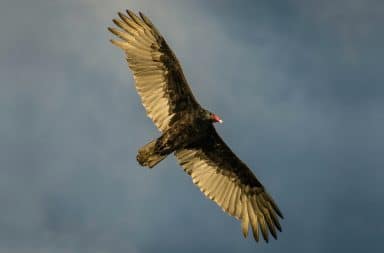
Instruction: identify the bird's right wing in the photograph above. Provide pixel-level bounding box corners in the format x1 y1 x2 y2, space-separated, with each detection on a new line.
175 127 283 242
109 10 200 132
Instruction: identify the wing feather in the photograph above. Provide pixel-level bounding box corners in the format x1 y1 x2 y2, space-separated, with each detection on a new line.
109 10 200 132
228 185 240 215
222 182 235 212
175 127 283 242
241 192 250 238
217 179 230 207
247 199 260 242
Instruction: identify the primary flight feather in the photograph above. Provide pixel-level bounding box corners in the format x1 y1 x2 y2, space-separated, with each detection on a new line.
108 10 283 242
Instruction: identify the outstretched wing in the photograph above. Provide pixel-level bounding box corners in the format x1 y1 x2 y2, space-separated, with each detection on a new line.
175 127 283 242
109 10 200 132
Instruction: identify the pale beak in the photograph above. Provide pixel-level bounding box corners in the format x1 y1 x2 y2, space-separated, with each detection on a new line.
212 114 223 124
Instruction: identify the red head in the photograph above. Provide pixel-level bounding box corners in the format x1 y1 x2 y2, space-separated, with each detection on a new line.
211 114 223 124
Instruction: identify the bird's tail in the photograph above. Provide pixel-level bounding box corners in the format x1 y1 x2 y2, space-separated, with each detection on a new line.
136 139 167 168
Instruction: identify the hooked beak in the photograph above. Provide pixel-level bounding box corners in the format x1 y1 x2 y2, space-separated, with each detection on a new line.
212 114 223 124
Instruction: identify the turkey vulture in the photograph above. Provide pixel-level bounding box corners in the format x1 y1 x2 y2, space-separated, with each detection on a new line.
108 10 283 242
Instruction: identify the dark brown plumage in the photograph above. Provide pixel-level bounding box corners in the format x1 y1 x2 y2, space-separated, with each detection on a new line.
108 10 283 242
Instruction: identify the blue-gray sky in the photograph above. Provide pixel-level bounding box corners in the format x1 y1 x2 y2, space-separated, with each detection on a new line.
1 0 383 252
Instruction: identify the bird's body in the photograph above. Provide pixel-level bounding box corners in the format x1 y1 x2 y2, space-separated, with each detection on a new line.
109 10 284 242
137 108 217 168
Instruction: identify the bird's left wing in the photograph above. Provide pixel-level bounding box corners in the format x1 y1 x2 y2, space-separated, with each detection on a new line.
175 127 283 242
109 10 200 132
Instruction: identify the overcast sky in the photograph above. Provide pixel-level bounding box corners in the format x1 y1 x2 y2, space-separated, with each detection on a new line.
1 0 383 252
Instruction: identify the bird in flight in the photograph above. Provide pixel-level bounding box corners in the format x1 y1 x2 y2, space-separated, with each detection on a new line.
108 10 283 242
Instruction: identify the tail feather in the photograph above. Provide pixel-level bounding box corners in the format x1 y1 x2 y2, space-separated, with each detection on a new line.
136 139 167 168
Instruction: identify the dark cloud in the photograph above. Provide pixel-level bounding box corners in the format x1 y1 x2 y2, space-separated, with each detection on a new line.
1 0 383 253
199 0 384 106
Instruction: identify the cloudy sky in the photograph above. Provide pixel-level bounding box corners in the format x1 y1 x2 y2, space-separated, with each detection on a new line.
1 0 383 252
